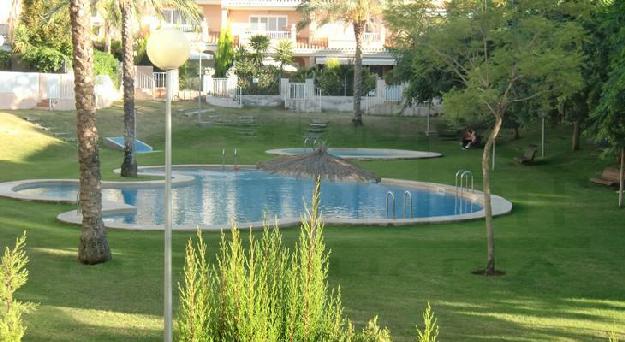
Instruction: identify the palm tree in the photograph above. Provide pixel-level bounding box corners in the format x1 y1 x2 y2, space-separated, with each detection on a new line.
116 0 200 177
69 0 112 264
95 0 121 54
299 0 382 126
119 0 137 176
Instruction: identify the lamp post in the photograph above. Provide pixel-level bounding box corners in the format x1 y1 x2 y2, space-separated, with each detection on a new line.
146 29 190 342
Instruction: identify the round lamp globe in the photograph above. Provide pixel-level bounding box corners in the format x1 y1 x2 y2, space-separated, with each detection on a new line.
146 29 190 71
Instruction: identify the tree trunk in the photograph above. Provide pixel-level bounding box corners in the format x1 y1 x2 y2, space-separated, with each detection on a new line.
618 147 625 208
8 0 20 43
481 114 503 275
571 119 580 151
120 1 137 177
352 21 364 126
69 0 112 265
105 24 112 54
513 126 519 140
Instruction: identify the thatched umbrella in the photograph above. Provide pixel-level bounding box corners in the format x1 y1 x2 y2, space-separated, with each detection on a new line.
257 146 380 183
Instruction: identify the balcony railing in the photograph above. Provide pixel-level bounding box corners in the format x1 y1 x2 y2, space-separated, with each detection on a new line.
244 30 291 40
222 0 301 7
162 23 195 32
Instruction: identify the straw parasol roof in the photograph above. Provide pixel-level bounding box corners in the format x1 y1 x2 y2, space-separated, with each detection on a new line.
257 146 380 183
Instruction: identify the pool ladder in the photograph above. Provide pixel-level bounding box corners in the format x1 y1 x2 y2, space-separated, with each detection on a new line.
386 191 414 219
221 148 239 170
455 170 474 214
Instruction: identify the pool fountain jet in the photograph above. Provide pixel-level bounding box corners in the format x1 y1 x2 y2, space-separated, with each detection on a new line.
257 145 380 183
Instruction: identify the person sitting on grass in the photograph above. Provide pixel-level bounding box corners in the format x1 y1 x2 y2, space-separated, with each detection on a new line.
462 128 478 149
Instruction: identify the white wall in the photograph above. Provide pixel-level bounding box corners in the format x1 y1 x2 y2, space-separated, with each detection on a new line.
0 71 119 110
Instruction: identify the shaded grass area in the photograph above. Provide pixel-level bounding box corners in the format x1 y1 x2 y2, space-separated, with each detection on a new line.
0 101 624 341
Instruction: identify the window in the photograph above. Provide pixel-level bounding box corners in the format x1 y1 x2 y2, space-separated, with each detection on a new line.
250 16 288 31
162 9 191 26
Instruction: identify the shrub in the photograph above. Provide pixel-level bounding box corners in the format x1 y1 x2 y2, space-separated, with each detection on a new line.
0 51 11 70
215 28 234 78
177 180 441 341
21 46 68 72
0 232 37 342
178 180 347 340
316 65 376 96
94 50 120 88
416 302 439 342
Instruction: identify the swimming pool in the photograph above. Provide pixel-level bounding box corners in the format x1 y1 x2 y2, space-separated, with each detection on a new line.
266 148 442 160
0 166 511 230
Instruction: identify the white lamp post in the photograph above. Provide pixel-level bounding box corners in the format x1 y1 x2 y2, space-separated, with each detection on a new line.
146 29 190 342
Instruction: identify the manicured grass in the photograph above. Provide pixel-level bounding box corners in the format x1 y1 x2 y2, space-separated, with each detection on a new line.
1 102 624 341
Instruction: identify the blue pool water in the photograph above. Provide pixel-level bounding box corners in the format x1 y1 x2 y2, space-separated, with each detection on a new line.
17 169 480 227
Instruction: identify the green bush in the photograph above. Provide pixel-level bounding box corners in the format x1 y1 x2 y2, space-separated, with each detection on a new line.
0 51 11 70
215 28 234 77
416 302 439 342
0 232 37 342
21 47 68 72
177 180 441 341
316 65 377 96
94 50 120 88
178 181 347 340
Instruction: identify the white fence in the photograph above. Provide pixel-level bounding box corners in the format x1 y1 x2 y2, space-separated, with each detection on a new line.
203 76 238 97
46 73 75 101
0 71 119 110
133 67 180 99
384 84 404 102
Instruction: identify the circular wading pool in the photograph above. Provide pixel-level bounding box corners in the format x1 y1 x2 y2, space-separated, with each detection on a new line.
265 148 442 160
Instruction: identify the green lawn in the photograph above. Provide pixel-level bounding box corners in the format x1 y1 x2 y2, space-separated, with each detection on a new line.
0 101 624 341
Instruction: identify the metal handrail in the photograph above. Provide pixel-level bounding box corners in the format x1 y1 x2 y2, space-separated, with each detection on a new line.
233 148 238 170
403 191 413 219
460 170 474 195
386 191 395 219
222 148 226 170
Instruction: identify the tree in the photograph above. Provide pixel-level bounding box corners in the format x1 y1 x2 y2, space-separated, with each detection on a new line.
69 0 112 264
412 0 583 275
588 0 625 208
298 0 383 126
115 0 200 177
274 39 294 77
214 27 234 77
13 0 72 72
0 232 37 341
95 0 121 54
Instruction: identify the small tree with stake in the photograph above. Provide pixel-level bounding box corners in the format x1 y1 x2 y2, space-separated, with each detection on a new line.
413 0 584 275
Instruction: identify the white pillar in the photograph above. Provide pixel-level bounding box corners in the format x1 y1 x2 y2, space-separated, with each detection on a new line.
291 24 297 44
201 19 209 43
220 8 228 30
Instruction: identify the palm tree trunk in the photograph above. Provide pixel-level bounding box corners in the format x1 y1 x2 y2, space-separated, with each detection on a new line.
69 0 112 264
120 0 137 177
8 0 21 43
105 24 112 54
618 147 625 208
571 119 580 151
352 21 364 126
482 114 503 275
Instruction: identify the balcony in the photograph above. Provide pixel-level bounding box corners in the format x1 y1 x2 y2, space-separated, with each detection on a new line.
162 23 195 32
222 0 302 8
